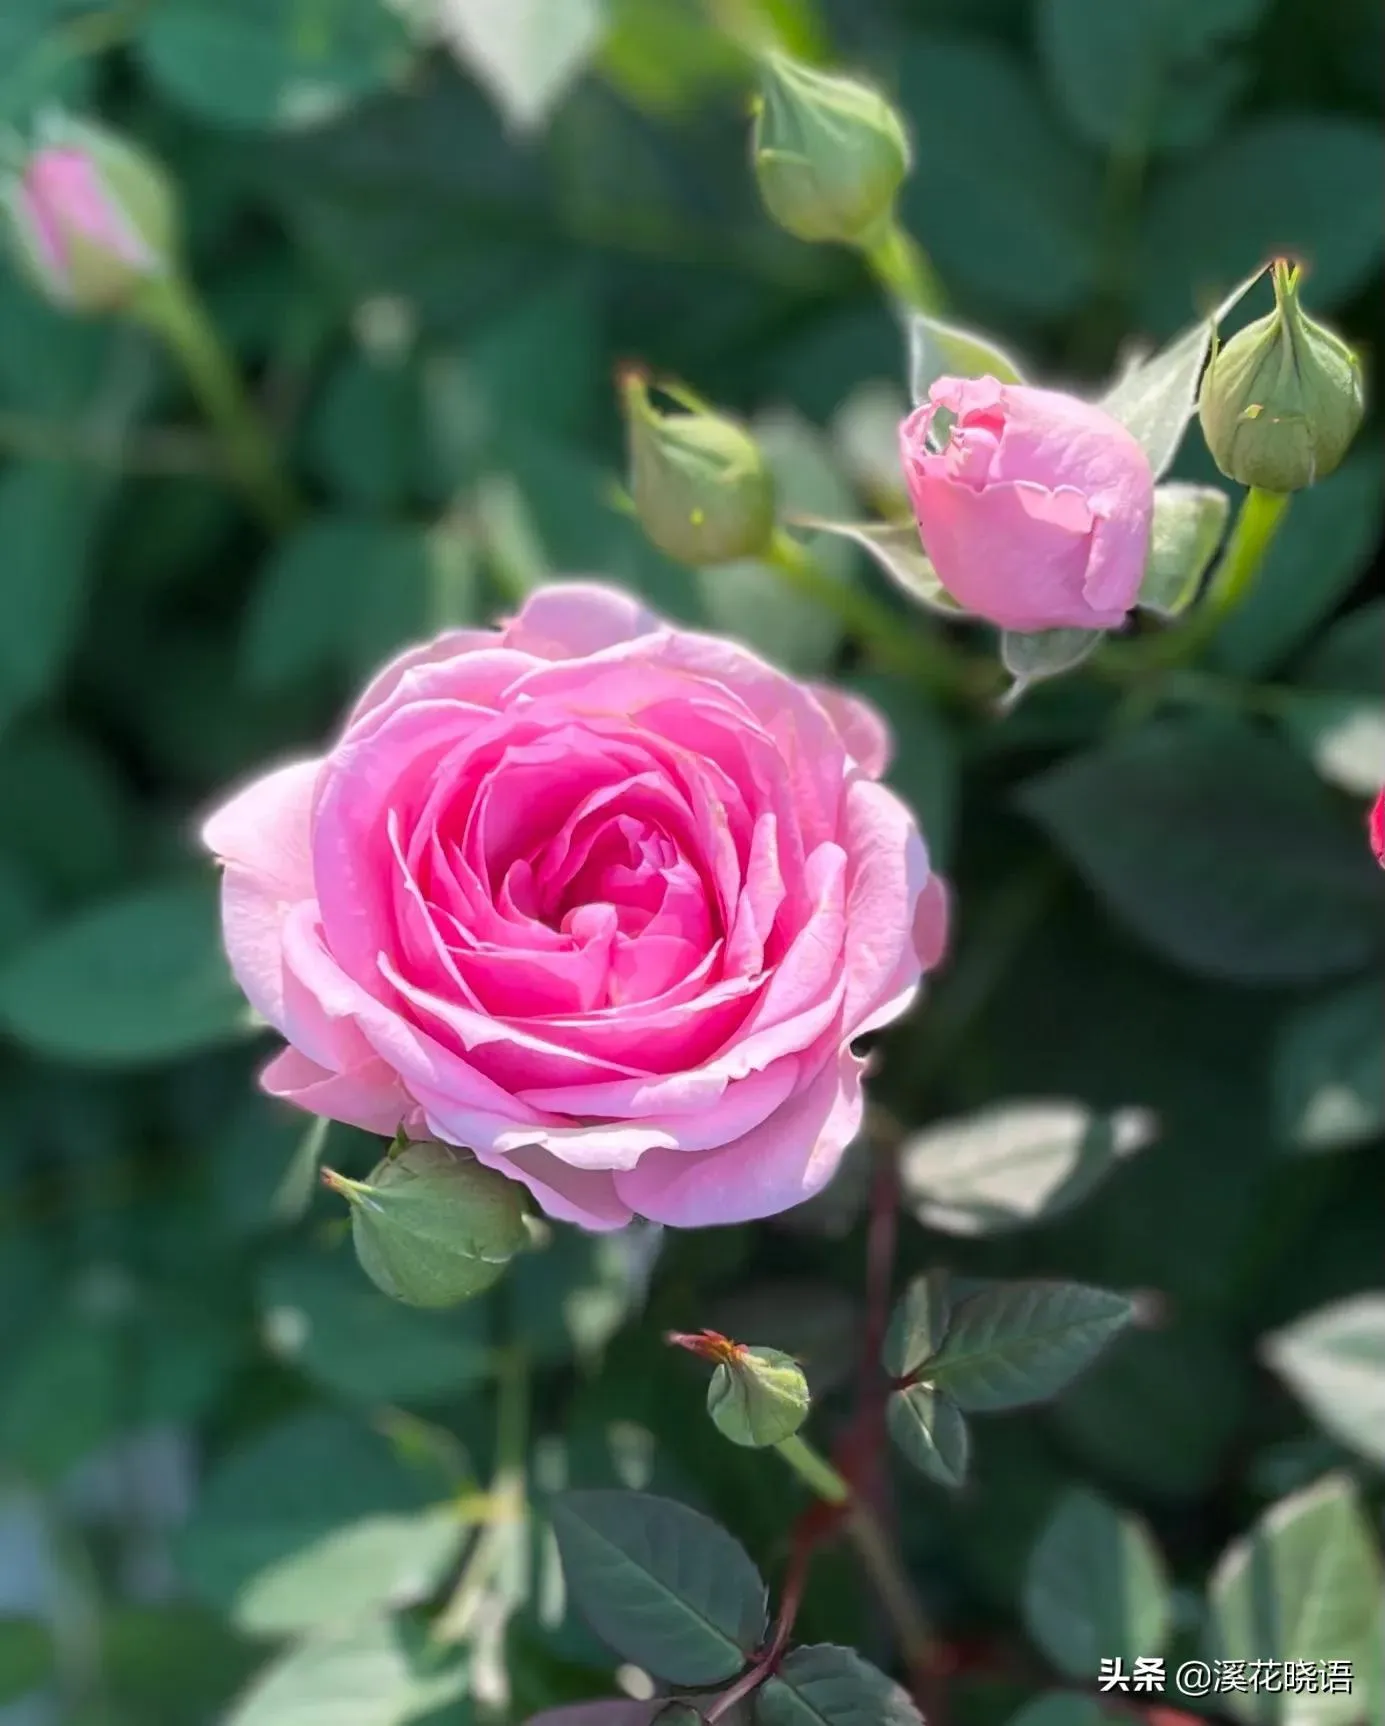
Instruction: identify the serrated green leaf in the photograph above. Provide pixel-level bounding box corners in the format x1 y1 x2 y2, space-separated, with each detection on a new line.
908 312 1026 405
1263 1298 1385 1468
900 1102 1157 1236
1023 1489 1171 1680
1019 716 1382 983
755 1644 922 1726
0 877 247 1064
883 1271 953 1379
928 1282 1134 1412
1273 980 1384 1154
225 1619 467 1726
1139 484 1230 617
886 1384 970 1488
178 1411 465 1634
1209 1474 1383 1725
549 1490 765 1685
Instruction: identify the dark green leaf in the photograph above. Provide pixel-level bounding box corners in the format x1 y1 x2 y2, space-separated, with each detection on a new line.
1008 1699 1126 1726
887 1384 970 1488
1019 717 1382 983
883 1271 953 1379
1263 1298 1385 1468
928 1282 1134 1412
1276 693 1385 798
549 1490 766 1684
0 462 101 733
0 1618 54 1703
755 1644 923 1725
1273 980 1384 1153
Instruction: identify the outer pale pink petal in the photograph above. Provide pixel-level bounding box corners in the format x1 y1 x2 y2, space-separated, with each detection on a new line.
465 1140 634 1231
346 628 500 728
200 759 320 898
614 1049 864 1227
840 777 929 1034
808 683 892 777
913 873 951 971
501 582 661 659
219 869 293 1032
260 1046 410 1136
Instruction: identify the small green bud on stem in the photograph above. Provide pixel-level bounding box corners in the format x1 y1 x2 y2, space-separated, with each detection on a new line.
667 1328 810 1448
1198 258 1364 493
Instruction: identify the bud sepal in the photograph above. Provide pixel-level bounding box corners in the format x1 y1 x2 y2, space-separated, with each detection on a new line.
668 1329 810 1448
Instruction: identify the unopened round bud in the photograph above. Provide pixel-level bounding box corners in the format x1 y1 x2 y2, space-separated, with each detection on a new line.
1198 260 1364 493
2 116 176 314
623 373 775 566
752 53 910 247
707 1345 810 1448
324 1141 527 1308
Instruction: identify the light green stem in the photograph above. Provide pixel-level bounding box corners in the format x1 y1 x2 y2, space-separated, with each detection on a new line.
773 1432 851 1503
137 276 300 531
861 217 946 315
766 528 986 700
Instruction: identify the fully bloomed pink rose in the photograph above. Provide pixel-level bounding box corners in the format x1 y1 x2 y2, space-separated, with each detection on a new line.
202 584 947 1231
899 377 1154 632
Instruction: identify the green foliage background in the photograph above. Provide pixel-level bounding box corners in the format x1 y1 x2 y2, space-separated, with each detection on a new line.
0 1 1380 1722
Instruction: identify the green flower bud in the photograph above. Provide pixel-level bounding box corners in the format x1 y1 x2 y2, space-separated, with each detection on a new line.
668 1330 810 1448
1198 260 1365 493
2 114 177 315
752 53 910 246
623 372 775 566
324 1140 527 1308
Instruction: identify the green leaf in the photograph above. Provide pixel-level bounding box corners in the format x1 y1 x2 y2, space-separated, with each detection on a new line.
900 1102 1157 1236
258 1252 491 1406
1297 596 1383 695
0 462 101 733
1000 630 1102 706
899 38 1102 315
0 1618 54 1704
1273 980 1384 1154
1139 483 1230 617
137 0 413 130
225 1619 467 1726
0 876 247 1064
883 1271 953 1379
1213 459 1383 675
1137 120 1385 332
1019 717 1383 983
242 518 437 692
928 1282 1134 1412
798 519 960 617
0 725 128 902
1038 0 1268 155
1209 1474 1384 1726
178 1411 466 1634
1008 1698 1126 1726
707 1347 810 1449
1277 693 1385 798
908 312 1025 405
549 1489 766 1685
103 1604 260 1721
1263 1298 1385 1468
755 1644 923 1725
524 1708 662 1726
886 1384 970 1488
307 350 424 510
427 0 606 131
1022 1488 1172 1680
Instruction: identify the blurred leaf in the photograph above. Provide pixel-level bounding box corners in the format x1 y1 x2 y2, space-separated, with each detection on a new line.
103 1604 260 1725
928 1282 1134 1412
0 0 95 122
899 1101 1157 1237
1038 0 1269 154
756 1644 923 1725
1000 630 1101 704
225 1619 468 1726
908 313 1026 405
1008 1699 1126 1726
0 876 247 1064
0 462 102 733
799 520 959 617
258 1251 491 1405
0 1311 121 1483
1137 120 1385 332
1019 716 1383 983
137 0 414 131
1022 1488 1171 1680
1277 693 1385 798
899 37 1102 315
596 0 745 115
426 0 606 132
0 725 128 901
0 1618 54 1703
1212 459 1383 676
1209 1474 1383 1726
1264 1297 1385 1467
179 1410 466 1634
1139 483 1230 617
524 1708 660 1726
1273 979 1384 1154
1296 596 1383 694
887 1384 970 1488
549 1489 766 1684
241 516 436 691
307 350 425 509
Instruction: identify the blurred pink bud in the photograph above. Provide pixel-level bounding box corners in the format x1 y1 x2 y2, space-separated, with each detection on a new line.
899 377 1155 632
1370 789 1385 869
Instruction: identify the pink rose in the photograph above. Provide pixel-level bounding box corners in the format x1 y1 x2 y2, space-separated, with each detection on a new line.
202 584 947 1231
899 377 1155 632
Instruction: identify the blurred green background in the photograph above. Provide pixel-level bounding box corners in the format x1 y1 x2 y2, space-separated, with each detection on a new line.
0 1 1381 1722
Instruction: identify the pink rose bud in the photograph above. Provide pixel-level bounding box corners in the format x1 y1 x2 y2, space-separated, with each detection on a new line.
899 377 1155 632
3 118 175 314
1370 789 1385 869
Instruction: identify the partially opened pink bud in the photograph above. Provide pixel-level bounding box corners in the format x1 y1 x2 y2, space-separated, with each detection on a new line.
899 377 1155 633
3 119 175 314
